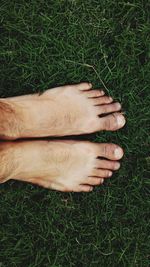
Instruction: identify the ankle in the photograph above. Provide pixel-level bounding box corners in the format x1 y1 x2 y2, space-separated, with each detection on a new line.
0 99 22 140
0 142 18 183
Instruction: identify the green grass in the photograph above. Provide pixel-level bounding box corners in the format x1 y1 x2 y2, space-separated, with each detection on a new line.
0 0 150 266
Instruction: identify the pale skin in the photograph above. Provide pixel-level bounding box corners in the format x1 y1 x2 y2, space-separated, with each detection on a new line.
0 83 126 192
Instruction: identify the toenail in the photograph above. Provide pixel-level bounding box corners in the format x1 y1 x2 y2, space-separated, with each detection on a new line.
109 97 113 101
115 162 120 170
114 147 123 159
109 171 112 177
117 115 125 127
116 103 121 109
101 178 104 183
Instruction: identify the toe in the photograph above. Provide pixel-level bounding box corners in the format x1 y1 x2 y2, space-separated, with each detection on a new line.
77 185 94 192
96 102 121 115
93 96 113 106
98 113 126 131
90 168 112 178
95 159 120 170
72 82 92 91
86 177 104 185
93 143 124 160
85 90 105 98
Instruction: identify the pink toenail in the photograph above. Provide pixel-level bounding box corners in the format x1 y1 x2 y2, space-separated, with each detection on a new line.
109 171 112 176
115 148 123 158
117 115 125 127
115 162 120 170
116 103 121 109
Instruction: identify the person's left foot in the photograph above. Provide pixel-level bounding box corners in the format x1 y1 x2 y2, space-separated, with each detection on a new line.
0 83 125 139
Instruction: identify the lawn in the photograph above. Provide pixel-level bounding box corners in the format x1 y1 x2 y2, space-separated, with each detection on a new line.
0 0 150 266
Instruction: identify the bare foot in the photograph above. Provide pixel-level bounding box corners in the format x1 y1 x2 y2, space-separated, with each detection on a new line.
0 140 123 192
0 83 125 139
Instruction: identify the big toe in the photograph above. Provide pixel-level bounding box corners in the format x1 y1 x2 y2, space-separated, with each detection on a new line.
98 113 126 131
94 143 124 160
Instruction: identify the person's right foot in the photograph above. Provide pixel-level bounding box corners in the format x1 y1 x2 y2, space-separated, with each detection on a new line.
0 82 126 139
0 140 123 192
